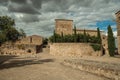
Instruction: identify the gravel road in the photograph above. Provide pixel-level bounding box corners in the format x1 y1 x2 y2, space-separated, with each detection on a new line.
0 53 109 80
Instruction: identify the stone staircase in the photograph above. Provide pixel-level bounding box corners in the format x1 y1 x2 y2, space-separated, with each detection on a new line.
42 45 50 54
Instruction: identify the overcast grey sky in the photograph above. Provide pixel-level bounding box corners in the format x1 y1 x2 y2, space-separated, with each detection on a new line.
0 0 120 37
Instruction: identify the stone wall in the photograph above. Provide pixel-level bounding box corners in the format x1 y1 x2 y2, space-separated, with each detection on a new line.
50 43 102 57
16 35 43 45
116 11 120 54
0 39 43 55
75 29 103 36
118 36 120 54
101 35 109 56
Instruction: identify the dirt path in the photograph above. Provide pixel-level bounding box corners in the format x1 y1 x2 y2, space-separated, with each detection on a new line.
0 53 109 80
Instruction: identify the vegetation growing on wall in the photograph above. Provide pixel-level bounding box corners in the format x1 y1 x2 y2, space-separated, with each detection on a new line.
43 38 48 45
90 44 101 51
90 28 102 51
49 28 102 51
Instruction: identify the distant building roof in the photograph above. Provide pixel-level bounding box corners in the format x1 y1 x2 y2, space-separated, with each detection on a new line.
55 19 73 21
29 35 43 38
75 29 104 32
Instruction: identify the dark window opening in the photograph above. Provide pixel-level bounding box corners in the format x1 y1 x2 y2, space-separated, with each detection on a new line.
30 37 32 43
103 44 105 46
103 37 105 39
119 17 120 20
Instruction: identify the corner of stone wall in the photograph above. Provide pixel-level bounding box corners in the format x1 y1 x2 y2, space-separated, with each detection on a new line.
91 51 102 57
50 43 101 57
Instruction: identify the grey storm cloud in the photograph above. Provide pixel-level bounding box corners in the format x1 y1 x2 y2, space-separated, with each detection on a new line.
21 14 40 23
41 0 90 12
0 0 8 3
0 0 120 15
0 0 120 37
41 0 113 12
8 0 41 14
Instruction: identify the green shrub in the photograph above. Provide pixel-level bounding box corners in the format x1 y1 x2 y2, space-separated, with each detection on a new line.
49 29 102 44
90 44 101 51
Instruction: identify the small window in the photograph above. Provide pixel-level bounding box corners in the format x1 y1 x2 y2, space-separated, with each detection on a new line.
103 44 105 46
119 17 120 20
27 49 31 53
30 37 32 43
103 37 105 39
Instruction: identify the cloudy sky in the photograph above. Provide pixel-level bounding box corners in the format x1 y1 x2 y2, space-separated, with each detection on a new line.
0 0 119 37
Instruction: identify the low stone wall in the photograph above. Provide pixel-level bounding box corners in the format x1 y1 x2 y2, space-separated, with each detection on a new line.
63 59 120 80
0 43 42 55
50 43 102 57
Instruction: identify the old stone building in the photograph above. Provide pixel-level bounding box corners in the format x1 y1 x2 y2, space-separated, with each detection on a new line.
1 35 43 55
75 29 104 36
115 11 120 54
16 35 43 53
54 19 108 56
55 19 104 37
17 35 43 45
55 19 73 35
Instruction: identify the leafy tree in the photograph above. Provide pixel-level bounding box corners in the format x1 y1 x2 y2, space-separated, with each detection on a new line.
73 26 77 42
0 16 15 31
107 25 115 56
64 34 73 42
90 44 101 51
5 27 20 42
74 25 77 35
0 32 6 45
97 28 102 44
83 29 87 43
77 34 80 42
49 35 54 43
19 29 26 38
49 28 102 46
61 32 64 42
53 30 56 42
49 33 100 43
43 38 48 45
0 16 26 42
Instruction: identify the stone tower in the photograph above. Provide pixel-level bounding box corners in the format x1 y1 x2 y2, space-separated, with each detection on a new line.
115 11 120 54
55 19 73 35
